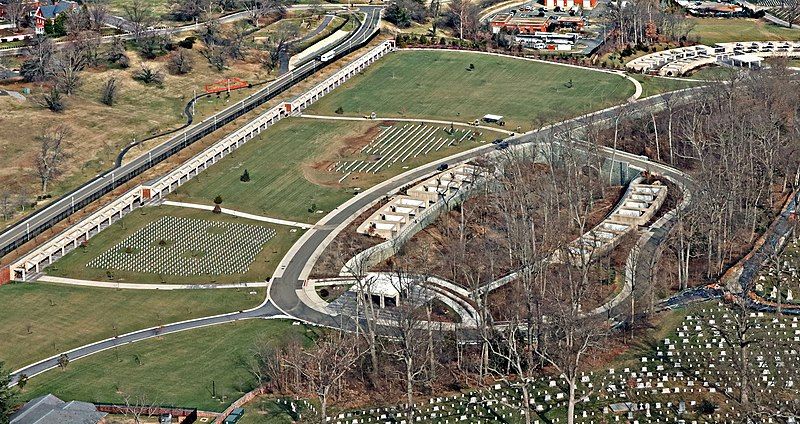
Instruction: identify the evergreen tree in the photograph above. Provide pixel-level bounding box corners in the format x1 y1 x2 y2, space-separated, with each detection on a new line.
0 362 17 424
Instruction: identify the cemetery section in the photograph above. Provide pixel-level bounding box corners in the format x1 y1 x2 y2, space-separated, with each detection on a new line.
305 50 636 131
46 205 300 285
265 303 799 424
169 117 502 224
754 232 800 311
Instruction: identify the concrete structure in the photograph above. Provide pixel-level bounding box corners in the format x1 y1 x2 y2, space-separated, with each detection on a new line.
7 39 396 282
359 272 405 308
490 13 550 33
11 394 107 424
356 164 483 239
626 45 716 76
627 41 800 76
563 181 667 263
545 0 597 10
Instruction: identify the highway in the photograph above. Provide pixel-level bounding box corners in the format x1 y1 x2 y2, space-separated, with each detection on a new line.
0 6 382 261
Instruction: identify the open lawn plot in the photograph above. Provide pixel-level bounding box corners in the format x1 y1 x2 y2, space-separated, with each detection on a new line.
19 319 315 413
630 74 704 98
169 118 361 224
304 50 635 131
87 216 276 277
687 17 800 44
47 205 300 285
0 282 264 370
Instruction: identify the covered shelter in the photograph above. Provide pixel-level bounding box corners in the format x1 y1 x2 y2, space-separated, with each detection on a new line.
727 54 763 69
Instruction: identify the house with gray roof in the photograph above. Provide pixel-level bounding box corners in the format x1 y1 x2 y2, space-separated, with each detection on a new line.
10 394 107 424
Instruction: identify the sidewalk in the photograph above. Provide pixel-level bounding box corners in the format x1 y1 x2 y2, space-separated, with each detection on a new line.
37 275 269 290
162 200 315 229
299 114 516 134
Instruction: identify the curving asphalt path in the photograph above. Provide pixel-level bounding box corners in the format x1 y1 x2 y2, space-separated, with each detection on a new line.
8 73 704 386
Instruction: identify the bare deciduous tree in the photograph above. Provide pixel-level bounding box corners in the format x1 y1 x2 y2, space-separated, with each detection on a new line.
33 125 71 194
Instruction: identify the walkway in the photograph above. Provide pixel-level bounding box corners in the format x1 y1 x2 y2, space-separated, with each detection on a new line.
36 275 269 290
298 114 516 134
161 200 315 229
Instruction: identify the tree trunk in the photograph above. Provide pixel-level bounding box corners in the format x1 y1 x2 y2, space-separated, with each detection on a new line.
567 379 577 424
406 358 414 421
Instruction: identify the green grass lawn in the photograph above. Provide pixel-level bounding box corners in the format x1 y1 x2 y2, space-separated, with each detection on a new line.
169 117 502 223
0 282 264 371
305 50 635 131
170 118 358 223
630 74 705 98
47 205 302 285
688 17 800 45
19 319 315 412
686 66 741 80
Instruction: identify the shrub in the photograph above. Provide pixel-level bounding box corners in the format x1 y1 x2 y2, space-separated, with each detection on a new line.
213 195 223 214
167 49 194 75
335 106 344 114
100 77 118 106
178 36 196 49
240 169 250 182
38 87 65 112
133 65 165 86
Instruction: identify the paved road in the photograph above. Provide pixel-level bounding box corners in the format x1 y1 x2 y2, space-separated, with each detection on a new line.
0 6 382 261
8 80 703 386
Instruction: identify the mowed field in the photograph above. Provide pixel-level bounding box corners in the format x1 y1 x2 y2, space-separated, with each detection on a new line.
0 282 264 370
688 18 800 44
170 118 358 223
47 205 301 285
20 319 313 412
630 74 703 98
305 50 635 130
169 117 502 223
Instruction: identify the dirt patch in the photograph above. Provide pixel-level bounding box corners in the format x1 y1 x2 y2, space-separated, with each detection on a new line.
301 121 389 189
340 122 387 156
